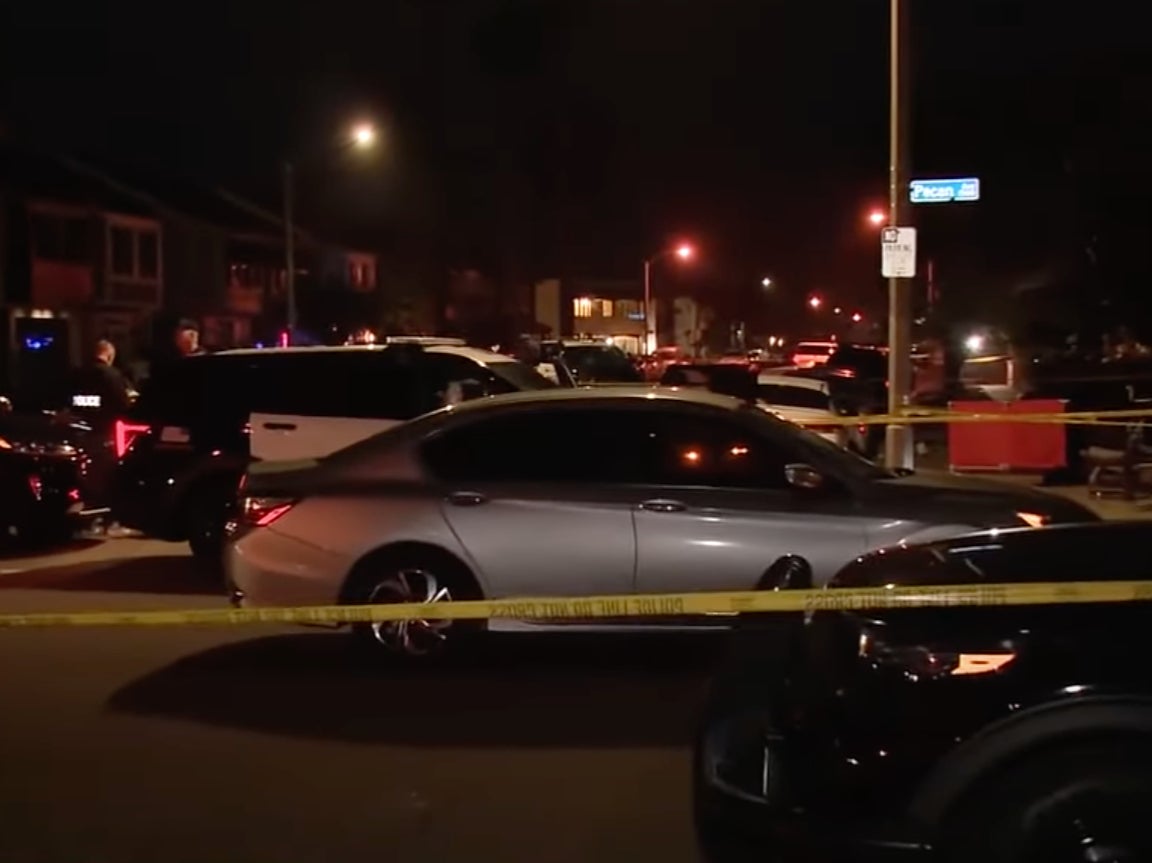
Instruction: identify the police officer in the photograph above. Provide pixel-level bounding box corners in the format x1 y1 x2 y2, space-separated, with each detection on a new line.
74 339 134 427
72 339 134 512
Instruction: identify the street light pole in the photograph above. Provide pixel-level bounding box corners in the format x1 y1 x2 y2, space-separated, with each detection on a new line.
643 257 653 354
884 0 914 469
283 160 296 335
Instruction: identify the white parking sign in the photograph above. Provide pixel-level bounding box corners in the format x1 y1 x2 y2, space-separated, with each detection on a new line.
881 226 917 278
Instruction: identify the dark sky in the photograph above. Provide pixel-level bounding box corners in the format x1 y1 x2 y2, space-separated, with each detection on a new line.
3 0 1150 325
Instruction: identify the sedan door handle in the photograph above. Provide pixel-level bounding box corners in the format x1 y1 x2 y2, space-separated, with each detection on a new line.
638 498 687 513
262 422 297 431
447 491 488 507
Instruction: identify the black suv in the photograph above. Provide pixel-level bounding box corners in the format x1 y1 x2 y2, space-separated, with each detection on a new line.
695 521 1152 862
113 340 556 563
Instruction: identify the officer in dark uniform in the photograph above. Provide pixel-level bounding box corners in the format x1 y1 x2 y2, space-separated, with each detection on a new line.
71 339 134 508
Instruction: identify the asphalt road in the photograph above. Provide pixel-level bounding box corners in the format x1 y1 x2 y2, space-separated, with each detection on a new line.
0 537 719 863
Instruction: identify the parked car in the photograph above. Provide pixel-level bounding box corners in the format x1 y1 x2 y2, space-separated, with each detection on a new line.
0 409 91 544
660 364 872 453
790 340 837 369
227 387 1095 657
112 338 557 563
694 521 1152 863
541 339 644 384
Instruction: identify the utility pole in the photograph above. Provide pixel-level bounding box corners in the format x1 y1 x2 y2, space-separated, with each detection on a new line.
283 160 296 336
884 0 914 469
643 258 653 354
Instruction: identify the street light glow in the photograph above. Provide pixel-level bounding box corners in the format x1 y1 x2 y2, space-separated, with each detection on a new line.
675 244 694 260
851 312 863 323
761 277 773 288
833 306 842 315
868 209 886 226
808 295 823 310
351 123 377 148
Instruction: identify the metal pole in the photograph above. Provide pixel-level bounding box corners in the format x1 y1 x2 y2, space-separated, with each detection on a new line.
283 160 296 336
884 0 914 469
643 257 653 354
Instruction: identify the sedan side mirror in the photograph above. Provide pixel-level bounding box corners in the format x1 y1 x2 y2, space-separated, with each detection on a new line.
785 463 826 491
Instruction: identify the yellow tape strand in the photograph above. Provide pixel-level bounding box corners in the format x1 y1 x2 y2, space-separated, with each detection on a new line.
2 581 1151 628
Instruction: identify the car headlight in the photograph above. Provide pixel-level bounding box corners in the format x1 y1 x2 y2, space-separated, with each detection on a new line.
859 630 1017 681
1016 511 1051 529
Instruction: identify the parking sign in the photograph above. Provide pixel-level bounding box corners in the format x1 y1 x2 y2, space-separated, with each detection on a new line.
881 227 917 278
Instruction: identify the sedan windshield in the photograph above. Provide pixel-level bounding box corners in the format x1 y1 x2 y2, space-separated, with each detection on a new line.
744 403 894 482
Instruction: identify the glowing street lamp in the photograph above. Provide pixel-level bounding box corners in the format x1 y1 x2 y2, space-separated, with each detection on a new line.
761 277 773 288
351 123 378 148
868 209 887 227
643 242 696 353
808 295 823 310
284 119 381 336
851 311 863 323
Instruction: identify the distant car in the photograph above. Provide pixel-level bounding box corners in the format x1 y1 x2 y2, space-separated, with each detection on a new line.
660 365 864 452
113 339 557 563
790 341 837 369
0 410 90 544
542 339 643 384
695 522 1152 863
227 387 1095 659
755 374 855 449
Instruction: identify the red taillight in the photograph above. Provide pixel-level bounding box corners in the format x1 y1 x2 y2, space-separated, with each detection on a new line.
241 496 297 527
114 419 151 458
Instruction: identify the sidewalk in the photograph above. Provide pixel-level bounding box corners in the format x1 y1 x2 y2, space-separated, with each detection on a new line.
994 474 1152 522
912 443 1152 521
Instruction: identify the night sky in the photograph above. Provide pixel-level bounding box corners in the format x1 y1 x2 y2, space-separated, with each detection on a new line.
3 0 1150 333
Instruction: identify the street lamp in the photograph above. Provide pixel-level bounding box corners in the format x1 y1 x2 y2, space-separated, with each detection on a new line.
868 209 887 227
283 121 380 337
761 277 773 288
851 311 864 323
351 123 377 148
808 295 823 310
643 243 694 353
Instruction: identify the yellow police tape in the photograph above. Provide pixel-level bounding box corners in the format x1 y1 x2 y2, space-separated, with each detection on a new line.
1 580 1151 629
822 408 1152 427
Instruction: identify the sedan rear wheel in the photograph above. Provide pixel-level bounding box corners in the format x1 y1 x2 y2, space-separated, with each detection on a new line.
346 550 481 659
365 567 455 656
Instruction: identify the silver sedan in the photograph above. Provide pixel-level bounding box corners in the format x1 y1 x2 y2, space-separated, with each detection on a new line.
226 387 1096 656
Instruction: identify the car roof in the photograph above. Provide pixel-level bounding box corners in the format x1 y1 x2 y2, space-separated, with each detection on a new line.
440 384 746 417
933 521 1152 547
756 374 829 392
204 341 514 363
795 341 836 348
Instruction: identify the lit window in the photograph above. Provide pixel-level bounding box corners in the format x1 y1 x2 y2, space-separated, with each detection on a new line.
600 300 614 317
574 297 593 318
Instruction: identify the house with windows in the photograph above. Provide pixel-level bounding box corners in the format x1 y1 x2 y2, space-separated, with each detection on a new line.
1 144 384 396
533 277 712 357
0 145 164 396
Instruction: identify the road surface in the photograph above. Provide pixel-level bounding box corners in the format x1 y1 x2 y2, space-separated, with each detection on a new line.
0 537 717 863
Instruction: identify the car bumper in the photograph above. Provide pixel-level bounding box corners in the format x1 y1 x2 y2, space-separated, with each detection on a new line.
226 528 353 610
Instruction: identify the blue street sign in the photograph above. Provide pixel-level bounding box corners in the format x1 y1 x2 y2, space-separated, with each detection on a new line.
909 177 980 204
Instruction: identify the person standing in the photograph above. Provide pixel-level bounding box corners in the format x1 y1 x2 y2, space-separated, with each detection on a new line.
71 339 135 518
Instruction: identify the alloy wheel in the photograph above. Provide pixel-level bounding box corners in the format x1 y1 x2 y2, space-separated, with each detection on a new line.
366 568 453 656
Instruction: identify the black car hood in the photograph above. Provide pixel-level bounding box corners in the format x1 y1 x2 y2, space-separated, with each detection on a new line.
861 470 1097 525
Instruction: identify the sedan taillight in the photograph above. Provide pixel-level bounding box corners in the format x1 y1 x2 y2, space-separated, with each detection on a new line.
241 496 297 527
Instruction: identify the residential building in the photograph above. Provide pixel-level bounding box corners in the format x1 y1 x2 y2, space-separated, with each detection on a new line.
533 277 713 356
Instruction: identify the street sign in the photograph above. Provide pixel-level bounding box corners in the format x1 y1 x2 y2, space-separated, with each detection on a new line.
881 227 917 278
909 177 980 204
